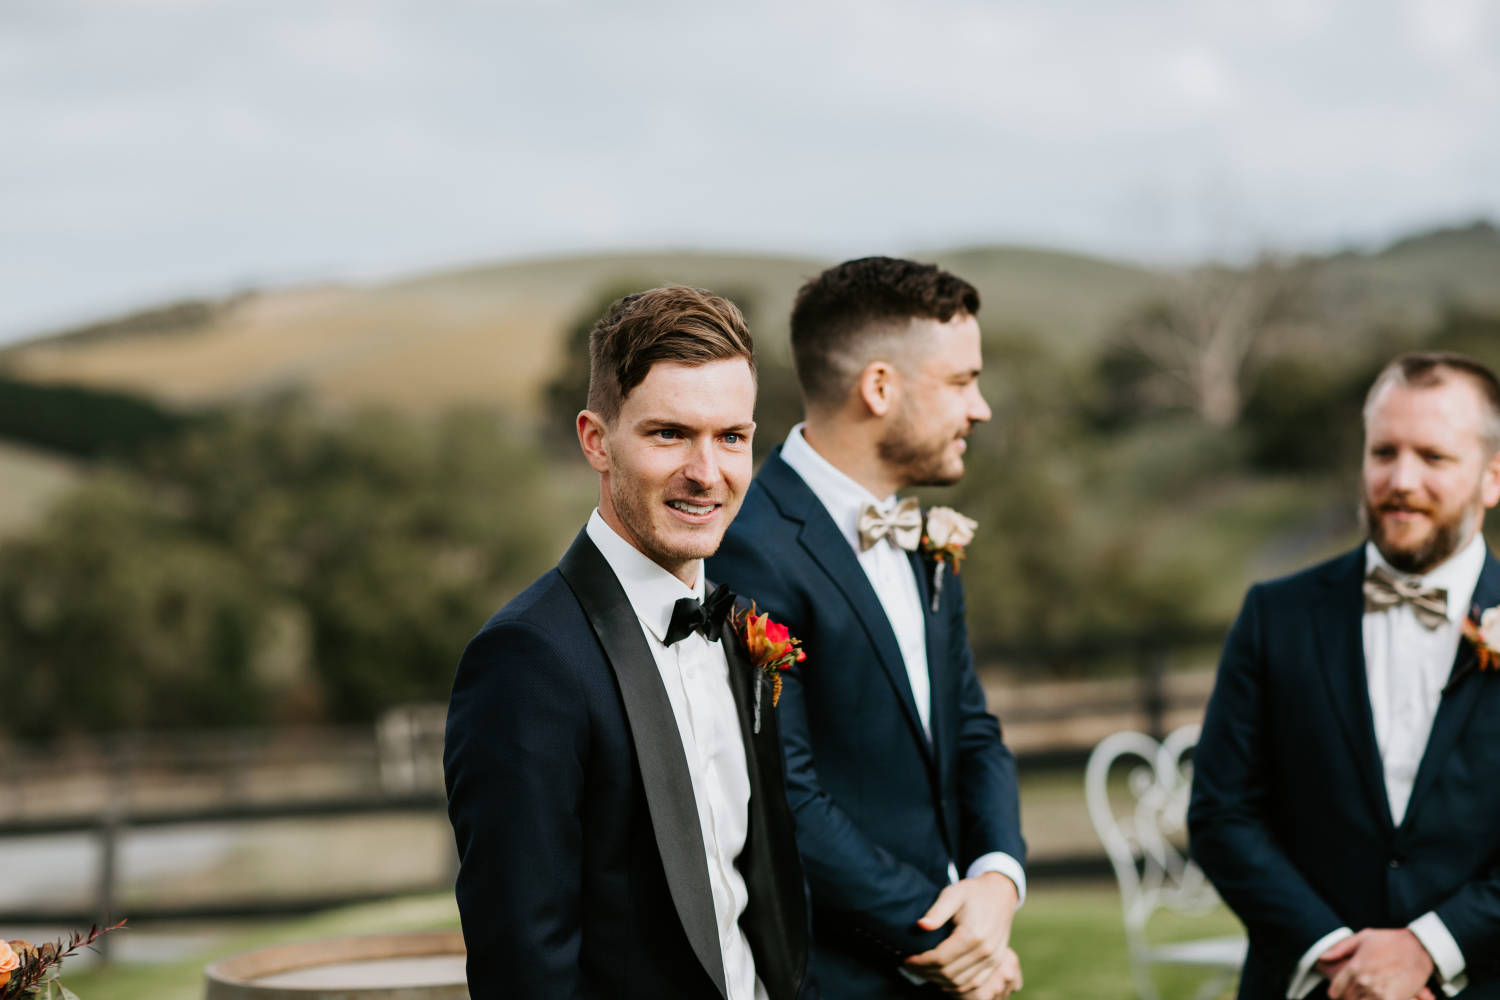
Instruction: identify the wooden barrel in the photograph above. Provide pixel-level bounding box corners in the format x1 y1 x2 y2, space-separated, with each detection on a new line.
203 931 468 1000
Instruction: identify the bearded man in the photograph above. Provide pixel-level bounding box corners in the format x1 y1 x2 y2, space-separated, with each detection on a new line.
1190 352 1500 1000
709 257 1025 999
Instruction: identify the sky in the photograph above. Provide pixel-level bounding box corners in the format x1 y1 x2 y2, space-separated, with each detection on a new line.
3 0 1498 343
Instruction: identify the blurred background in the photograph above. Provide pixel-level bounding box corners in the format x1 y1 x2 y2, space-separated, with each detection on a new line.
3 1 1499 997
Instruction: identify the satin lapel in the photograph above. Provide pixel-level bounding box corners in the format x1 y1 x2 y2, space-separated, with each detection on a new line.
556 531 728 999
720 613 767 788
719 606 808 1000
1403 551 1500 826
758 454 933 759
1311 548 1395 832
914 550 953 782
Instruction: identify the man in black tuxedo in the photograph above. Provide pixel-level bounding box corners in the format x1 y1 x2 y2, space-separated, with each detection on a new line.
709 257 1025 999
1191 352 1500 1000
444 286 809 999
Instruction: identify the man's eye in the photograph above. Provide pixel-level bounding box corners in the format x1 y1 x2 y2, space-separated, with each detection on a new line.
723 433 742 445
655 429 681 440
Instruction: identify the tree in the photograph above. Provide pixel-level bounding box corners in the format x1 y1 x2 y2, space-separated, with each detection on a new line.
0 400 584 739
1098 257 1324 428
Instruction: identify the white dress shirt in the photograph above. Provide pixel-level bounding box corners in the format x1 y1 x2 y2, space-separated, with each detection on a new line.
1286 532 1483 999
587 511 767 1000
779 425 1026 903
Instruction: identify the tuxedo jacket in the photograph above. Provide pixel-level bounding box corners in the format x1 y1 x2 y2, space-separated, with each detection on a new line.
707 450 1025 998
443 530 809 1000
1189 546 1500 999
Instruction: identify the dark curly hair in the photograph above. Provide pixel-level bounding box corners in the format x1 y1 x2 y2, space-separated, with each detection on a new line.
790 257 980 410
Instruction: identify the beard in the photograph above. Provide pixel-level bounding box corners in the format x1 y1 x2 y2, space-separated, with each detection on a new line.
877 403 965 488
606 472 728 570
1360 489 1481 575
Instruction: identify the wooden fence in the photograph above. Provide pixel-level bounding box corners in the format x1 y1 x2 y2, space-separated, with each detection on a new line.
0 627 1232 945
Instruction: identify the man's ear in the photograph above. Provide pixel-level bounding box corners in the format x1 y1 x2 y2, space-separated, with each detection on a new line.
577 410 612 473
1482 447 1500 509
857 361 900 418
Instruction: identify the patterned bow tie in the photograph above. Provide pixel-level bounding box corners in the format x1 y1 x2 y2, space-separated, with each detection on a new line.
857 497 923 552
664 583 736 646
1363 564 1449 630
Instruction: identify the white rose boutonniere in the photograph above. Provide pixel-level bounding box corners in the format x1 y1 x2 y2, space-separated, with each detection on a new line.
920 506 978 612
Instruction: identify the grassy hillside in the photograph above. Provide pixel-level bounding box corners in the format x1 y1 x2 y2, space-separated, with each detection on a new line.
7 228 1496 419
934 245 1167 357
0 246 1160 414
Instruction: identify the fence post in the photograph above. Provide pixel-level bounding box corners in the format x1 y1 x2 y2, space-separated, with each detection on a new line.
1139 643 1168 741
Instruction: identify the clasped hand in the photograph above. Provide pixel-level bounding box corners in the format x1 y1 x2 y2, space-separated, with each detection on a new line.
1318 929 1436 1000
903 873 1022 998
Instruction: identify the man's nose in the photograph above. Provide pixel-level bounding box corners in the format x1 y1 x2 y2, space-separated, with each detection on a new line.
969 384 993 424
682 438 721 486
1388 451 1423 492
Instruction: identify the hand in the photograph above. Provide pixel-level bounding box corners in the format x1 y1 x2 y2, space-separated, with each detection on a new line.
904 873 1020 994
953 947 1022 999
1319 929 1435 1000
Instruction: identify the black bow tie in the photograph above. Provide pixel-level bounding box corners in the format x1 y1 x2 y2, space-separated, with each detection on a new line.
664 583 736 647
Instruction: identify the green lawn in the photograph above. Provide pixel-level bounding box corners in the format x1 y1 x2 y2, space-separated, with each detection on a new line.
1010 884 1241 1000
60 883 1241 1000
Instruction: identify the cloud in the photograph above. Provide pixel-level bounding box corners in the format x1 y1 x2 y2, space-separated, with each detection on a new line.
1 0 1497 340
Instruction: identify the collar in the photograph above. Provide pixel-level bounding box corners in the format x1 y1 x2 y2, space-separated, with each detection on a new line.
780 423 899 553
586 509 704 643
1364 530 1488 622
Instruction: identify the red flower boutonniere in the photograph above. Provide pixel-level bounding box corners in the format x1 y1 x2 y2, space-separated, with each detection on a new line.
920 506 978 612
730 603 805 732
1449 605 1500 695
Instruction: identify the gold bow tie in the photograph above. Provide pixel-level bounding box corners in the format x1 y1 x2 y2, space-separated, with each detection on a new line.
1363 564 1449 630
857 497 922 552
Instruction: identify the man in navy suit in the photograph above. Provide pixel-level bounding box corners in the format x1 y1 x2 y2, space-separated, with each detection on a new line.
444 286 809 999
709 257 1026 999
1190 352 1500 1000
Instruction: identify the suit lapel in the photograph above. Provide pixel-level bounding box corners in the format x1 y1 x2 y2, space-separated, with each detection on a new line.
557 531 728 999
1311 548 1395 832
759 453 934 761
914 550 955 782
1403 550 1500 825
718 592 808 1000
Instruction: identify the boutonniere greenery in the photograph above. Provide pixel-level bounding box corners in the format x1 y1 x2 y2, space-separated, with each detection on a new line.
920 507 978 612
1450 605 1500 695
729 603 805 733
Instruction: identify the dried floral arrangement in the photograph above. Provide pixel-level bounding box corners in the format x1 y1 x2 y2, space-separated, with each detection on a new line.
0 921 126 1000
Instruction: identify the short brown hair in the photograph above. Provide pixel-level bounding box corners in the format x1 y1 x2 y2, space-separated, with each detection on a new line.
1364 351 1500 453
790 256 980 409
586 286 755 423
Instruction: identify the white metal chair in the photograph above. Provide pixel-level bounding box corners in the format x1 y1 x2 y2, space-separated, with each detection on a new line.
1084 723 1247 1000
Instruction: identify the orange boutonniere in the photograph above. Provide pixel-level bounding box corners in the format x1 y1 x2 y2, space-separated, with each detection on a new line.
1448 605 1500 695
730 603 805 732
919 506 978 612
1462 606 1500 670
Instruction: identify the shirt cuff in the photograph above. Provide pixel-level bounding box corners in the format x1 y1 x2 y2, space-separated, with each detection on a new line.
964 852 1026 907
1287 927 1352 998
1409 912 1467 996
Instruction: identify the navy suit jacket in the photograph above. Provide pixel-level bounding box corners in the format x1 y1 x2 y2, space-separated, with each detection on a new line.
1189 546 1500 999
707 450 1025 998
444 530 810 1000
